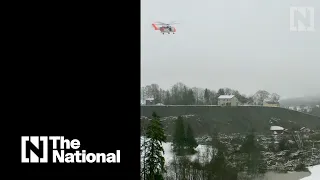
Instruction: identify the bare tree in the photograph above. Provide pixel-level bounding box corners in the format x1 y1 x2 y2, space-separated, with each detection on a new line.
225 88 233 95
209 90 217 105
253 90 270 105
270 93 280 102
141 134 147 180
197 88 205 105
141 87 147 102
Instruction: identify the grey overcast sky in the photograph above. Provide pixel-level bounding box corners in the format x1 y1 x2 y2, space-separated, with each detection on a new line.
141 0 320 98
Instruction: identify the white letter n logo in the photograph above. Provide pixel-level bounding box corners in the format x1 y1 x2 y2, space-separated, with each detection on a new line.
21 136 48 163
290 7 315 32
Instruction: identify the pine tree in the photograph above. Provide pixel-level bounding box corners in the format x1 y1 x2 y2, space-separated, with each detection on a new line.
185 124 198 154
172 116 186 155
143 112 166 180
217 88 225 96
240 131 265 177
210 148 226 179
208 134 238 180
164 90 171 105
204 88 210 105
187 89 195 105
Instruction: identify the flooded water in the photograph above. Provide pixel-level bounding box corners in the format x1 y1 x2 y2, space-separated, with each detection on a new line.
255 171 311 180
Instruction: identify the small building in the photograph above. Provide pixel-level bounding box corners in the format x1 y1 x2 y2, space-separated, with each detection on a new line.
218 95 239 106
263 101 280 107
270 126 285 146
270 126 285 135
145 98 155 105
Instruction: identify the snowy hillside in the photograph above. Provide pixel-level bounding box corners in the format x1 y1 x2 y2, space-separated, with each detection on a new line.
141 136 320 180
286 105 313 113
141 106 320 136
140 136 213 166
300 164 320 180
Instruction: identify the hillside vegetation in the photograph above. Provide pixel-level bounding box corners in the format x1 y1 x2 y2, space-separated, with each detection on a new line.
311 107 320 117
141 106 320 137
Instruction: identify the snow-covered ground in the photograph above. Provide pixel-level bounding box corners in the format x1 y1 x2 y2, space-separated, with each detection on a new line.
141 136 320 179
141 136 213 166
286 106 313 113
300 164 320 180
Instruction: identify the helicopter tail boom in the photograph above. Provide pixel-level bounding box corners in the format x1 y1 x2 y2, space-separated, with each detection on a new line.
152 24 159 30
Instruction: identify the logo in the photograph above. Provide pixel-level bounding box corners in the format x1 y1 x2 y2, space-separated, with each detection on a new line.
290 7 315 32
21 136 120 163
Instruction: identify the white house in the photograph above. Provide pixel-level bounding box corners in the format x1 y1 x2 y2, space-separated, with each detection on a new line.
145 97 155 105
270 126 285 137
218 95 239 106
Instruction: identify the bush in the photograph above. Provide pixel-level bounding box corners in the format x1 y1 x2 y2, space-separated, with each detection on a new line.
278 139 289 151
310 133 320 141
267 143 277 152
284 151 291 157
294 163 308 172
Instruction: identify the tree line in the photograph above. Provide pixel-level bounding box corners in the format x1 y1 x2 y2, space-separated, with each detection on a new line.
141 112 268 180
141 82 280 106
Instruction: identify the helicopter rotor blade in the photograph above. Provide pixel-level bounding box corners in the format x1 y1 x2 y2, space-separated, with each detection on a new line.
168 21 178 24
168 23 179 25
153 21 167 25
153 21 180 26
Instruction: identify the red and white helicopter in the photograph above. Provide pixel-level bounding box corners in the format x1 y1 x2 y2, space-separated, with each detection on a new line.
152 21 179 35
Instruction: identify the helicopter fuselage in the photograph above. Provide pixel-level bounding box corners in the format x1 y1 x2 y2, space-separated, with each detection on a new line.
152 23 177 34
159 26 176 34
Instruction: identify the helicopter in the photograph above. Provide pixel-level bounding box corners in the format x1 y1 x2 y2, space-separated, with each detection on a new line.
152 21 179 35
